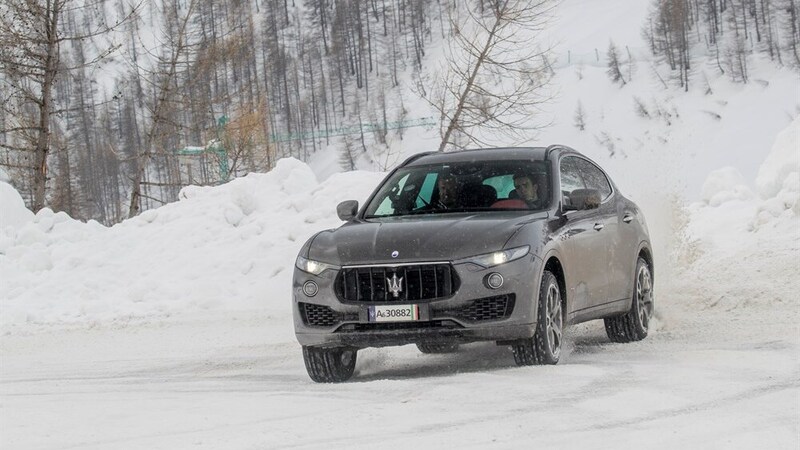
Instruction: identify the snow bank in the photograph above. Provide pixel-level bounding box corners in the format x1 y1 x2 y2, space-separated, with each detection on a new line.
678 196 799 311
0 181 35 231
0 158 384 327
753 117 800 225
756 116 800 199
700 167 754 206
677 119 800 311
697 118 799 225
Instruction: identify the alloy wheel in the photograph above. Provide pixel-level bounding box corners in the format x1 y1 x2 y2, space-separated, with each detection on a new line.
545 283 563 358
636 265 653 330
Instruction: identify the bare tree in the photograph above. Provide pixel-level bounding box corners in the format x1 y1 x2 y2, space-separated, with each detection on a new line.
427 0 556 152
339 135 357 171
128 0 198 218
780 0 800 67
0 0 132 212
644 0 798 86
643 0 692 90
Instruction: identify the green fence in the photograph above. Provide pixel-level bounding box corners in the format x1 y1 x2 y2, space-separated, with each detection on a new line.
269 117 436 143
176 142 230 183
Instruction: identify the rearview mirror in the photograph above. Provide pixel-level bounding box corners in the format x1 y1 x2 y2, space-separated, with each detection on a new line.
337 200 359 221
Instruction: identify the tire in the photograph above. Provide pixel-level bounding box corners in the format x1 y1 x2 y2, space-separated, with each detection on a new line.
416 342 460 354
302 346 357 383
512 270 563 366
604 257 654 343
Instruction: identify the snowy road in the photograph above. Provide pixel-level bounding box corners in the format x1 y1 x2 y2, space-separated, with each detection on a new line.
3 296 798 450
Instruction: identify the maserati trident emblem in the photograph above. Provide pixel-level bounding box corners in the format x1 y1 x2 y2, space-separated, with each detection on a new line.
386 273 404 298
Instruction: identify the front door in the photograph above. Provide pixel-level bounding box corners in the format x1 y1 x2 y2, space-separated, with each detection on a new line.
559 156 610 314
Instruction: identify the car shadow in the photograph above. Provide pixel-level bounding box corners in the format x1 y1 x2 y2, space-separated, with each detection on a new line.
352 323 617 382
353 342 519 382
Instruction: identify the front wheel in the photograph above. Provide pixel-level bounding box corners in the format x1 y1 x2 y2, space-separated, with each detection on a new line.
605 257 654 343
512 270 563 366
302 346 357 382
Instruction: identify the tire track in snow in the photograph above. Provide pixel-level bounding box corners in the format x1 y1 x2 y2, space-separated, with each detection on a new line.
578 375 800 431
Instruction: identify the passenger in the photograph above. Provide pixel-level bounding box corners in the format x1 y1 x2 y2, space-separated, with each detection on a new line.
513 172 545 209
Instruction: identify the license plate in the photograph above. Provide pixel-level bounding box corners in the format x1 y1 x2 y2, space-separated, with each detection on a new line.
368 304 420 322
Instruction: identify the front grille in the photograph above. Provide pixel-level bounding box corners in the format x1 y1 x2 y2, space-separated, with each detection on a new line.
335 264 459 303
335 320 463 333
300 302 357 327
439 294 515 322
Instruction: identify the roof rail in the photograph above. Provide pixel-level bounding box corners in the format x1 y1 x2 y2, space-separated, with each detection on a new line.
545 144 576 159
398 151 437 167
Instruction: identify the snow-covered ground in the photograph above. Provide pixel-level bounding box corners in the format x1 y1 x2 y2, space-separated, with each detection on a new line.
1 302 796 449
2 0 799 447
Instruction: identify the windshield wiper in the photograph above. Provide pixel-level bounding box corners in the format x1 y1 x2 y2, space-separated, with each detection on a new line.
364 213 412 219
405 209 447 215
366 206 527 219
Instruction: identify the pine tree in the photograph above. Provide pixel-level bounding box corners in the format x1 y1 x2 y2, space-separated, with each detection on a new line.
606 41 627 85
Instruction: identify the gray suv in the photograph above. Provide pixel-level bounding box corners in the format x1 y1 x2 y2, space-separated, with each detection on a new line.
293 146 654 382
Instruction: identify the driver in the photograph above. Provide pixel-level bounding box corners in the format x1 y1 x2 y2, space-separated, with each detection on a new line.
513 172 545 209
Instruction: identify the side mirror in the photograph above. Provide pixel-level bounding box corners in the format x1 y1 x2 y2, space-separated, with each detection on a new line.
562 202 579 212
337 200 359 221
564 189 602 212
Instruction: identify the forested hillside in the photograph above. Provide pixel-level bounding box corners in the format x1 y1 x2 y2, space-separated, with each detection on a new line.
1 0 798 224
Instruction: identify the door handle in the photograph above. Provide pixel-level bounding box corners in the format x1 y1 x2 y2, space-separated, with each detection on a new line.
593 223 604 231
623 214 634 223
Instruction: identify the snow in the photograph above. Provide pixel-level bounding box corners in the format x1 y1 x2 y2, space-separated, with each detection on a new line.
0 158 385 327
696 117 800 227
700 167 754 207
0 181 34 231
547 0 652 67
2 0 799 448
754 116 800 223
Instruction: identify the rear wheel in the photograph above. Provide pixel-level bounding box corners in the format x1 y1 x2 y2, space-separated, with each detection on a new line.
302 346 357 382
512 270 563 366
416 342 460 354
605 257 653 343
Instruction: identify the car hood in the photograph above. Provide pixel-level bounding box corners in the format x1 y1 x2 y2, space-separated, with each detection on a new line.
308 212 543 265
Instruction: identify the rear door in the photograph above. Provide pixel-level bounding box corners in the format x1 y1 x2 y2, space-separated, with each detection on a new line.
608 196 641 304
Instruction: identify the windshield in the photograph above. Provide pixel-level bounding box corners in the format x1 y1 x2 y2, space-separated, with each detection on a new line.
364 160 551 218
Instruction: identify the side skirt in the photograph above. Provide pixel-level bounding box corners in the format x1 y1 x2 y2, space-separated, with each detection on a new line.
568 298 629 325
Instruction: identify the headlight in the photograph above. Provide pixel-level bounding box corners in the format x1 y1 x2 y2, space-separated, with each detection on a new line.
461 245 530 268
295 255 340 275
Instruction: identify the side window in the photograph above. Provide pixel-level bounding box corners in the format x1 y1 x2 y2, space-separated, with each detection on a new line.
575 158 613 200
559 157 584 193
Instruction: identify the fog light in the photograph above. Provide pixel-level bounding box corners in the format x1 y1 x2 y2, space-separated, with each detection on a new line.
486 273 504 289
302 281 319 297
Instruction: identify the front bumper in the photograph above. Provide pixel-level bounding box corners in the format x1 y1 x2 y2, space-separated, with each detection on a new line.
292 255 543 348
